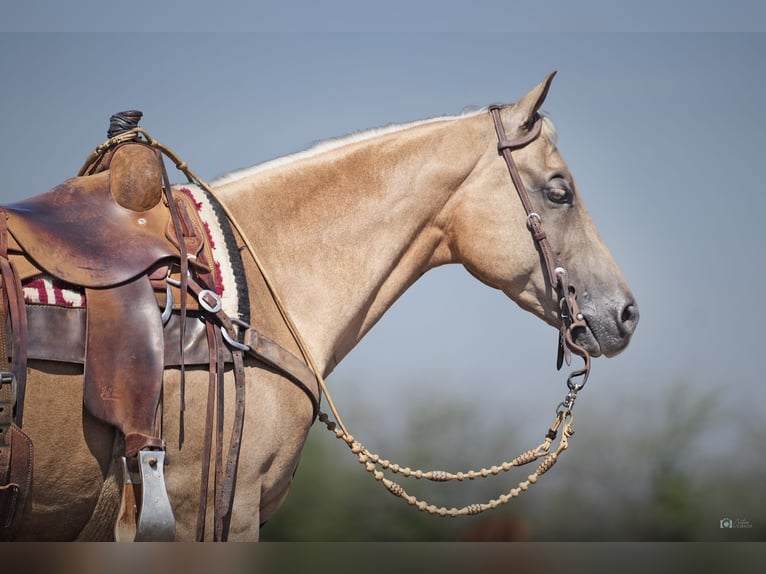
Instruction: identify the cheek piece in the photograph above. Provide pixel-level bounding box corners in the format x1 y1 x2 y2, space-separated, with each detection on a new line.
489 105 590 395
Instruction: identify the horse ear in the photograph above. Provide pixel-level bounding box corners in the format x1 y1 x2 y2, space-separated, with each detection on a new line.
511 70 557 129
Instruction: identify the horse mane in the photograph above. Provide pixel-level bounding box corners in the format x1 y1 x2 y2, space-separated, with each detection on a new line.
211 106 558 187
211 107 487 187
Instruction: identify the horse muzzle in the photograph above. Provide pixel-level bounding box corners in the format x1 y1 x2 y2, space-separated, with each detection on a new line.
577 297 639 358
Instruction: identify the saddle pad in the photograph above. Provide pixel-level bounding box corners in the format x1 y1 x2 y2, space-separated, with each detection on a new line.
173 185 245 319
22 275 86 307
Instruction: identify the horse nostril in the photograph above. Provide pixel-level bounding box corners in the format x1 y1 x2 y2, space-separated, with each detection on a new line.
620 302 639 334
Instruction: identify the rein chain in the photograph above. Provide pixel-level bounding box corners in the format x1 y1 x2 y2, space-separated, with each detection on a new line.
108 107 592 519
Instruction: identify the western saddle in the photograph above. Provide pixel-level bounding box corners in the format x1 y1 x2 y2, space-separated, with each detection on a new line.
0 111 319 541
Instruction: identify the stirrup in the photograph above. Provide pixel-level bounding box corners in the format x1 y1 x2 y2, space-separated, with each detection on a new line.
115 451 176 542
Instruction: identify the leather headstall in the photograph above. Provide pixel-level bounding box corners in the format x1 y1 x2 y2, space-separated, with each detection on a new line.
488 106 590 388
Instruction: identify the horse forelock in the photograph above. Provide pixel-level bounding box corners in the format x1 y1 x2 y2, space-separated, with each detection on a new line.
211 107 488 187
540 114 558 149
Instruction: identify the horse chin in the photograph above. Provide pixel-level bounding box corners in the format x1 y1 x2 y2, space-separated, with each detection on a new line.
572 325 602 358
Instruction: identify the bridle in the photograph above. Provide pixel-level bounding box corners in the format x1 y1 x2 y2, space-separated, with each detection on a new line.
488 105 591 398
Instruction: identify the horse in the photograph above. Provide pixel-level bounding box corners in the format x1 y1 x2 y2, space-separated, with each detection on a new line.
7 71 638 540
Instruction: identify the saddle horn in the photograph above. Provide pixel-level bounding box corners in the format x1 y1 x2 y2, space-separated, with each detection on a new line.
107 110 144 138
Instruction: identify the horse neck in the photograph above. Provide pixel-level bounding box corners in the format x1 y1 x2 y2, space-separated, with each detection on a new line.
214 113 487 374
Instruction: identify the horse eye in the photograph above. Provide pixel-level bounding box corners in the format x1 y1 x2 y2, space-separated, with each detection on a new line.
545 182 572 205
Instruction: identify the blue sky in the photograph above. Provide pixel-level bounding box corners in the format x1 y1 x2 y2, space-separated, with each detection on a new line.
2 1 764 32
1 7 765 526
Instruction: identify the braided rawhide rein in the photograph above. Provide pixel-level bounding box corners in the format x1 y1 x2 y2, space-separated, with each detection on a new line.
79 123 585 518
317 390 578 517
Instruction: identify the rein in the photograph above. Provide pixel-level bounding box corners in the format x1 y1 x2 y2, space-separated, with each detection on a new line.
117 106 593 520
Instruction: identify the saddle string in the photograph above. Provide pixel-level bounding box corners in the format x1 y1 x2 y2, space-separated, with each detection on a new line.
160 156 190 449
92 115 592 519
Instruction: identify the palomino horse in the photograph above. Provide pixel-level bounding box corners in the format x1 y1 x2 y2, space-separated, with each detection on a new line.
9 72 637 540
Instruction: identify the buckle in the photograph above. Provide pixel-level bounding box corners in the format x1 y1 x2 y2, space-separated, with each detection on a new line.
0 372 15 443
0 371 16 409
198 289 222 314
222 317 252 352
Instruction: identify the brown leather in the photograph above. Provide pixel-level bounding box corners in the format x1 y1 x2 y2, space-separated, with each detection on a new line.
23 306 87 363
109 143 164 212
215 349 246 541
0 424 33 541
165 191 207 262
7 248 44 284
489 110 559 289
18 305 320 413
4 171 177 288
0 209 31 541
83 275 164 438
21 305 213 366
196 321 219 541
124 433 165 458
0 214 28 427
0 374 13 484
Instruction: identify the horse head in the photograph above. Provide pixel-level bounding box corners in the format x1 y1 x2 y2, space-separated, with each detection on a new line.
449 72 638 358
